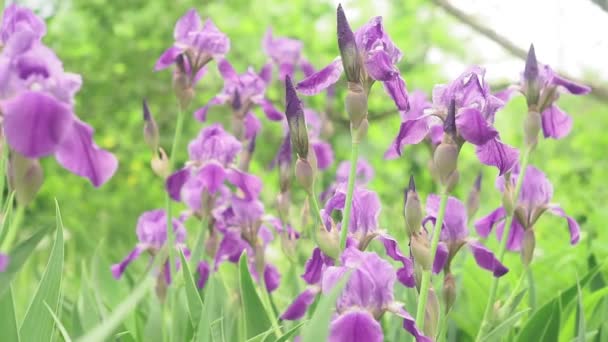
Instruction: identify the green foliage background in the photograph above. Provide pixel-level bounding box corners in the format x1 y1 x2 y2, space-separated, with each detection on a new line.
5 0 608 340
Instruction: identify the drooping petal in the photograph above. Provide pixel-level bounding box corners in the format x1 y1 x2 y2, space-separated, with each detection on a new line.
550 73 591 95
390 305 432 342
301 248 328 285
199 162 227 194
547 205 581 245
468 240 508 277
55 120 118 187
365 50 398 81
226 169 262 200
111 245 145 279
312 141 334 170
193 96 223 122
197 261 210 289
329 310 383 342
300 59 316 77
456 107 498 145
296 58 343 96
217 58 238 80
259 98 283 121
378 234 416 287
382 75 409 111
475 138 519 175
166 168 190 201
281 288 318 320
154 46 183 71
475 207 506 238
173 8 202 41
432 242 449 274
426 194 468 242
496 220 526 251
541 105 572 139
264 264 281 293
243 112 261 140
2 91 74 158
385 116 432 159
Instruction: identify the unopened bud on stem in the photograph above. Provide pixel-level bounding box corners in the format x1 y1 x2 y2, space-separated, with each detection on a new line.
345 82 368 129
285 76 309 159
404 175 422 236
337 4 361 84
8 152 43 206
151 148 171 179
524 44 540 108
295 157 315 194
411 233 432 271
443 272 457 313
521 229 536 266
143 99 160 152
173 55 194 109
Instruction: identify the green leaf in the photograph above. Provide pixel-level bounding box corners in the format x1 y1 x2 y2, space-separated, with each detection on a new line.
238 252 274 340
274 321 306 342
45 301 73 342
196 275 229 342
245 328 274 342
482 309 530 341
19 202 64 341
0 286 19 342
0 226 50 298
575 279 586 342
300 271 351 342
143 296 163 342
517 296 561 342
179 249 203 325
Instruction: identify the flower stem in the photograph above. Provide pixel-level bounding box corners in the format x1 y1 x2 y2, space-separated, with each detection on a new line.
0 205 25 251
436 309 451 342
165 103 187 282
189 215 208 271
415 189 448 328
309 193 325 246
475 146 531 341
339 141 360 251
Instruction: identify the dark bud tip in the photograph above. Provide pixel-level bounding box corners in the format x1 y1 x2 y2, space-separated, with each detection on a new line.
285 76 309 158
444 98 457 138
474 173 482 191
524 44 539 83
232 89 242 111
143 98 152 121
337 4 360 83
408 174 416 193
175 54 187 74
248 134 257 154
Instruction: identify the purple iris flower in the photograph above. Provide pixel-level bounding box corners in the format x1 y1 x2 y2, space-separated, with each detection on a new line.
385 90 433 159
166 124 263 214
193 59 283 125
262 28 314 80
424 195 508 277
0 253 8 272
501 64 591 139
296 16 409 111
388 67 518 175
323 248 429 342
111 209 187 280
475 165 580 251
155 8 229 86
0 5 117 188
320 158 374 203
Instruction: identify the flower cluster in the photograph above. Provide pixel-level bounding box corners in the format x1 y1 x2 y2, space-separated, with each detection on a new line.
0 5 117 205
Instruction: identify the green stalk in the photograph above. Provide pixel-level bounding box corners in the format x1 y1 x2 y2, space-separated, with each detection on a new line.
436 309 450 342
475 147 531 341
165 103 187 282
189 216 208 271
309 193 325 246
0 139 8 209
415 189 448 328
0 205 25 251
338 141 360 251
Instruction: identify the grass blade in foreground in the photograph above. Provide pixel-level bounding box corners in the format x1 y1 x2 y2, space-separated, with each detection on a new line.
19 201 64 341
238 251 276 340
179 249 203 325
0 286 19 342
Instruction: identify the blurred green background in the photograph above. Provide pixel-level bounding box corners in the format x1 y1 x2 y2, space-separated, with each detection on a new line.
7 0 608 340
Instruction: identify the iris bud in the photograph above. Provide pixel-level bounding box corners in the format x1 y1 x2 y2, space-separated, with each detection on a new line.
337 4 361 84
317 224 341 260
8 152 43 206
443 273 457 314
424 288 440 337
295 157 316 194
524 44 540 109
151 148 171 179
285 76 309 159
142 99 160 152
404 175 422 236
521 229 536 266
524 111 542 148
345 82 368 129
433 143 459 187
411 232 432 271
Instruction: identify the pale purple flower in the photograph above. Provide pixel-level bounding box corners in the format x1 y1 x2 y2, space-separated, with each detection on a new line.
197 261 210 289
388 67 518 175
0 253 8 272
323 248 429 342
111 209 187 279
297 16 409 111
475 165 580 251
155 9 229 86
0 8 117 188
1 4 46 47
385 90 432 159
424 195 508 277
193 59 282 123
336 159 374 185
262 28 313 80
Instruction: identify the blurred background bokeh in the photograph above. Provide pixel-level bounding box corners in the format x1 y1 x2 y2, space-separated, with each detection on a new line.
7 0 608 339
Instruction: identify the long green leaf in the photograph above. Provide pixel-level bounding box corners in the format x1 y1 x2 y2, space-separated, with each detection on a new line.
0 286 19 342
179 249 203 325
517 296 561 342
300 271 351 342
196 276 227 342
143 296 163 342
482 309 530 341
575 279 586 342
0 226 50 298
45 301 73 342
238 252 274 340
274 321 306 342
19 202 64 341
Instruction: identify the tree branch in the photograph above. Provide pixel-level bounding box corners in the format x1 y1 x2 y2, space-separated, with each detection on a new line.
431 0 608 102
